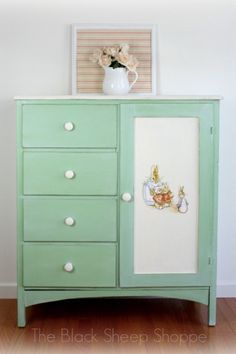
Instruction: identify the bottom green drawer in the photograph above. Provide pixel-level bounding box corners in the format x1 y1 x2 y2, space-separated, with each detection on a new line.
23 243 116 287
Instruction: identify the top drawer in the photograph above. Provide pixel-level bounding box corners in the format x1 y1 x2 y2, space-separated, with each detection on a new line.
22 104 117 148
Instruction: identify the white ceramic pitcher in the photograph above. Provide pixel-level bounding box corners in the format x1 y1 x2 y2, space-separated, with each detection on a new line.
103 67 138 95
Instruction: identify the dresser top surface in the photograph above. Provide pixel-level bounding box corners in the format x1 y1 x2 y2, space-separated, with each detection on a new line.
14 94 222 101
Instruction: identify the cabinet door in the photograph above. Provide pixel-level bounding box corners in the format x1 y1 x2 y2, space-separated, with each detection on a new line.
120 102 216 287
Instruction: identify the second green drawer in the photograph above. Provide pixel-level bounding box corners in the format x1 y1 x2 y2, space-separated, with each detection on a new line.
23 152 117 195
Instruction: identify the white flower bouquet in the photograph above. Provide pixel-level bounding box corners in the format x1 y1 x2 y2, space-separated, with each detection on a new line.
90 43 139 72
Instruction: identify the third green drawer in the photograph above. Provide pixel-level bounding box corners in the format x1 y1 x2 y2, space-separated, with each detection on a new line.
23 197 117 242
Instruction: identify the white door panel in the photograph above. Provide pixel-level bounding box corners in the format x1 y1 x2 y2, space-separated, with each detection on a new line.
134 117 199 274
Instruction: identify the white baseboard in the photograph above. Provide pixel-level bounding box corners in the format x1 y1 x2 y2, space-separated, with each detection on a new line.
0 283 17 299
217 284 236 298
0 283 235 299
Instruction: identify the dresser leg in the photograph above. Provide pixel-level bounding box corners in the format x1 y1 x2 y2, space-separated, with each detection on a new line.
208 286 216 326
17 287 26 327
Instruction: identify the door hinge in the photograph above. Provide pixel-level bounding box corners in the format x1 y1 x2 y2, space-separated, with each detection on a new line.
210 126 213 135
208 256 213 265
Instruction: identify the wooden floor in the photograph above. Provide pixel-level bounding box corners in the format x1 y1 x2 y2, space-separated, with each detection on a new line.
0 298 236 353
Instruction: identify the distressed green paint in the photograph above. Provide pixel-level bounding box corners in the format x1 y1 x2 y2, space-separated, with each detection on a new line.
24 287 209 307
24 151 117 195
23 243 117 287
24 197 117 242
17 286 26 327
22 104 117 148
16 98 220 327
16 101 26 327
208 101 220 326
120 103 216 287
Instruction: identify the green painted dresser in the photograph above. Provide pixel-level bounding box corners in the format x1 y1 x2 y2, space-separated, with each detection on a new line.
16 96 220 327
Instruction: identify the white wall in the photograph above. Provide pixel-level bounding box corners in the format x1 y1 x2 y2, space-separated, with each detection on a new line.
0 0 235 298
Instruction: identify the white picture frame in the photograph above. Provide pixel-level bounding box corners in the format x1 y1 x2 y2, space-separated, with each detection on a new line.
71 23 157 95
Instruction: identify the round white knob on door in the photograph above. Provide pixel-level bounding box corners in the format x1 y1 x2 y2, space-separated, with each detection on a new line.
121 192 132 202
64 122 75 131
64 217 75 226
64 170 76 179
64 262 74 272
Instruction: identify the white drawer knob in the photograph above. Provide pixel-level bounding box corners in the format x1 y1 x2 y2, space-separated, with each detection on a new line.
64 262 74 272
64 122 75 131
64 217 75 226
121 192 132 202
64 170 75 179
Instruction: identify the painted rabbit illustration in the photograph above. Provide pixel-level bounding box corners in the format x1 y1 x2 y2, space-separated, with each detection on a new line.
176 186 189 213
